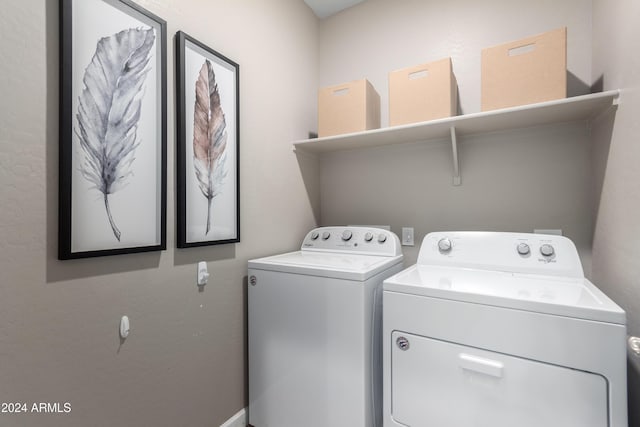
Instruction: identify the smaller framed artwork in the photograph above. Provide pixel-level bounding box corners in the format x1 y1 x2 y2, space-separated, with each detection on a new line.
58 0 167 259
175 31 240 248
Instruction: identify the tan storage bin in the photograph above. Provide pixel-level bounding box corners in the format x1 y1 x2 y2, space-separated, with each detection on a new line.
318 79 380 137
389 58 457 126
481 28 567 111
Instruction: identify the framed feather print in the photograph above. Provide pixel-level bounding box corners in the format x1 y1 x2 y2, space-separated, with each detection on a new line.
59 0 167 259
175 31 240 248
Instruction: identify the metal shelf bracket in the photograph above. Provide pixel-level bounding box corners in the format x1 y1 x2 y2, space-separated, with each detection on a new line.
450 126 461 186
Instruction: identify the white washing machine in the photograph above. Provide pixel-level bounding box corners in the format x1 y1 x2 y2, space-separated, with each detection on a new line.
249 226 404 427
383 231 627 427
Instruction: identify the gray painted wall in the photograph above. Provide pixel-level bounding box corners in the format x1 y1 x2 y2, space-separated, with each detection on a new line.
0 0 318 425
591 0 640 424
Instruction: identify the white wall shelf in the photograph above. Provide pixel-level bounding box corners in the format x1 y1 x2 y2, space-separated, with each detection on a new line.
293 90 619 185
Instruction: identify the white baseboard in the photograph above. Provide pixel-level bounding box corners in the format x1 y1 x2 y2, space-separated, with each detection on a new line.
220 408 246 427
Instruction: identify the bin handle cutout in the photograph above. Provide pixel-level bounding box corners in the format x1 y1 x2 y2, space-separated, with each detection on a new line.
409 69 429 80
333 88 350 96
508 43 536 56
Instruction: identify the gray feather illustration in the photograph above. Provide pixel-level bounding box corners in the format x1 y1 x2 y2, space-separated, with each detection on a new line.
75 27 156 241
193 59 228 235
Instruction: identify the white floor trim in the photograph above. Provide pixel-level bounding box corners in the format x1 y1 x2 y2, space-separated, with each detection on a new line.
220 408 246 427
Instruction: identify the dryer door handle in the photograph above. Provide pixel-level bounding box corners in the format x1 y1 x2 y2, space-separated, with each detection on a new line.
458 353 504 378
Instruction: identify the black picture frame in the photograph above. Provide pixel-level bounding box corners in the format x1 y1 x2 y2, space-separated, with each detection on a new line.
59 0 167 259
175 31 240 248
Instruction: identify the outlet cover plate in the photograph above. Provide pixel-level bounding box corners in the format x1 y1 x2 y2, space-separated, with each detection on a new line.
402 227 414 246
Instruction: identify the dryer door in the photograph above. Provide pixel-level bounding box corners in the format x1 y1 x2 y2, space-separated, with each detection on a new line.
390 332 608 427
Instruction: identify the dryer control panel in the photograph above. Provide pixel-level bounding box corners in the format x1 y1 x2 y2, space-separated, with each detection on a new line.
301 227 402 257
418 231 584 278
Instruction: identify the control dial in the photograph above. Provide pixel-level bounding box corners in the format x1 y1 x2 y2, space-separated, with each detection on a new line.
364 232 373 242
517 243 530 255
321 231 331 240
310 231 319 240
438 238 452 253
378 234 387 243
341 230 353 241
540 244 555 257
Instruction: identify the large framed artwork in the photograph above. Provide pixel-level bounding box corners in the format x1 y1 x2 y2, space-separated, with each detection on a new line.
59 0 167 259
175 31 240 248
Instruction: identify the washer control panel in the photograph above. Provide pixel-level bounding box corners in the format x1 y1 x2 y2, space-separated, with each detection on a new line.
301 227 402 256
418 231 584 278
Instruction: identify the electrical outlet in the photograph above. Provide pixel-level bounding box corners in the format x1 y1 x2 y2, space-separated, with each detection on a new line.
401 227 414 246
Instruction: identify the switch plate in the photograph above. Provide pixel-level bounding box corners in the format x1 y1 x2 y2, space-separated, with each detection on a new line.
401 227 414 246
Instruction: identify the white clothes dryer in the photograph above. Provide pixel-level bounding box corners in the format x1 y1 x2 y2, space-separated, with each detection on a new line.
383 231 627 427
249 226 403 427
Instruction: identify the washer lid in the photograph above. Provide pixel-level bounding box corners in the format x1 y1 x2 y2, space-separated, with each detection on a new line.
384 265 625 324
249 251 403 281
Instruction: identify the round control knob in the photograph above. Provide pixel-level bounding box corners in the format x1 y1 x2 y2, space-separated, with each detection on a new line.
321 231 331 240
437 238 452 253
364 232 373 242
341 230 353 241
540 244 555 257
310 231 319 240
377 234 387 243
517 243 530 255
